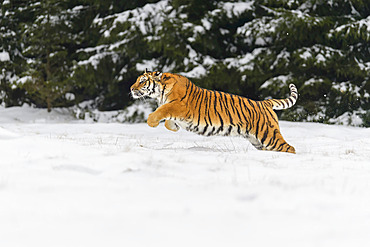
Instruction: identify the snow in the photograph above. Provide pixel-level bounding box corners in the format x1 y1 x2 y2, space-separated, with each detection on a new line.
201 18 212 30
72 101 152 123
260 75 291 89
136 59 159 72
181 65 207 78
237 16 278 46
95 0 169 37
303 77 324 86
255 37 266 45
15 76 33 86
221 1 254 18
0 51 10 62
225 48 265 71
300 50 312 60
329 111 365 126
65 93 75 101
1 106 370 247
332 81 363 97
334 15 370 34
316 54 326 63
77 52 118 69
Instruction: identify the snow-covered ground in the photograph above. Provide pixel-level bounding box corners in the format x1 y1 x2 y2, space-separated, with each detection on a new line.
1 106 370 247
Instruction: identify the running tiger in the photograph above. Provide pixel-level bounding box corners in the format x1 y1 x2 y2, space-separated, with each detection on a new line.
130 69 298 153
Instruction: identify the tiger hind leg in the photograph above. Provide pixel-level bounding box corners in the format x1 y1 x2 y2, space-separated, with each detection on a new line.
265 141 296 154
263 130 296 154
246 131 296 154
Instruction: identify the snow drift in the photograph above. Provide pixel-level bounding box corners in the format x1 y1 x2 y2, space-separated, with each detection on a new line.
0 106 370 247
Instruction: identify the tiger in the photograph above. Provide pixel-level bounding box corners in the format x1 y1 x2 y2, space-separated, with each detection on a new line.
130 69 298 153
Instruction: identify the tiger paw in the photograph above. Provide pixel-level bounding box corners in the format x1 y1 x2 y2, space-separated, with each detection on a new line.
147 114 159 128
165 120 180 132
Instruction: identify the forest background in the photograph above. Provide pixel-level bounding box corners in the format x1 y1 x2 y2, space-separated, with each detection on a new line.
0 0 369 126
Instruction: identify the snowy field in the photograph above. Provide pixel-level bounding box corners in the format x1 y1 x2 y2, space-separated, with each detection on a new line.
1 106 370 247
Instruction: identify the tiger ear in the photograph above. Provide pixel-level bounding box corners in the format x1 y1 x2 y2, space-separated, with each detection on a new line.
152 71 162 81
144 68 148 74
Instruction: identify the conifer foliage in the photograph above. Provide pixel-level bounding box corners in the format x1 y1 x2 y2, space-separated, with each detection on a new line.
0 0 369 126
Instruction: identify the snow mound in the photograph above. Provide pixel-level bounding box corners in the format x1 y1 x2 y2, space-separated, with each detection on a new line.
0 105 75 123
1 106 370 247
0 127 19 139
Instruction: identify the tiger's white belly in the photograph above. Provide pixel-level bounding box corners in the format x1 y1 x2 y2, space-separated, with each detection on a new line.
173 119 240 137
172 119 262 148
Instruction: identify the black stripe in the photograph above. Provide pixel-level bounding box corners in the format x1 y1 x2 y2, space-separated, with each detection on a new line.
201 124 209 135
255 114 260 138
216 112 224 134
241 99 254 132
185 109 191 119
165 83 177 103
231 95 242 123
242 99 253 118
237 124 241 135
180 80 191 102
260 130 268 145
207 90 213 126
277 143 285 151
221 93 234 126
217 91 224 111
204 90 209 124
238 97 248 122
266 129 278 147
208 126 216 136
216 126 223 134
271 136 281 150
189 82 195 96
254 102 262 138
190 88 202 122
161 85 167 103
259 102 274 128
246 99 256 118
226 125 233 136
257 103 266 134
194 88 203 109
189 85 199 104
197 89 205 126
227 94 236 115
212 90 218 126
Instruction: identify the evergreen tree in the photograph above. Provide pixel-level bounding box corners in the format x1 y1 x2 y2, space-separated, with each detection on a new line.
19 0 76 111
185 0 370 126
0 0 27 106
71 0 162 110
1 0 369 126
239 0 370 125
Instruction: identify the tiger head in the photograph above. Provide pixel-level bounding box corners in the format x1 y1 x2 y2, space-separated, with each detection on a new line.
130 69 163 99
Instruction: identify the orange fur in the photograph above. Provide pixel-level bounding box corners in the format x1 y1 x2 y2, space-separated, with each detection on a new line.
131 71 298 153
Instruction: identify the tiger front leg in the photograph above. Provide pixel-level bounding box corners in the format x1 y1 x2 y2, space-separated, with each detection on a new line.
147 102 185 129
147 112 161 127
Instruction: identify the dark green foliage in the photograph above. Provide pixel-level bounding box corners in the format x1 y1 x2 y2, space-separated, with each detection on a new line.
0 0 28 106
172 0 218 23
1 0 369 126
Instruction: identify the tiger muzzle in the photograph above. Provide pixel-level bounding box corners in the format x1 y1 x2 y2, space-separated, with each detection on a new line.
131 89 144 99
